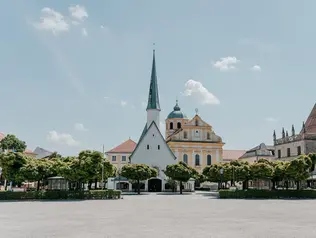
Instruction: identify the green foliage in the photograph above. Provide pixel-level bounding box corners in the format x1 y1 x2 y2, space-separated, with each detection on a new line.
0 152 28 182
219 189 316 199
285 157 311 184
121 164 156 194
164 162 191 183
0 190 121 200
251 162 274 180
271 161 287 183
0 134 26 152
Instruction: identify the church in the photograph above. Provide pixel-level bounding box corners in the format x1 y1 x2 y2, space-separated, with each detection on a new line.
106 50 226 192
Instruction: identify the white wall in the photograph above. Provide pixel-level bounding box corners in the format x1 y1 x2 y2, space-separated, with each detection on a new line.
130 123 176 178
147 109 160 129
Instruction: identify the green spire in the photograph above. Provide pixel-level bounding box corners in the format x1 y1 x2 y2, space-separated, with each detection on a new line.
146 49 161 110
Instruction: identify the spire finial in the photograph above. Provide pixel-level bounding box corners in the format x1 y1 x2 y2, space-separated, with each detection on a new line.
153 43 155 53
292 124 295 136
273 130 276 141
195 108 199 115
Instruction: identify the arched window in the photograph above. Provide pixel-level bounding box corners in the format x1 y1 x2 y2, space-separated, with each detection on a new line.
195 154 200 166
170 122 174 130
207 132 211 140
183 154 188 164
184 131 188 139
207 155 212 165
195 120 198 126
177 122 181 129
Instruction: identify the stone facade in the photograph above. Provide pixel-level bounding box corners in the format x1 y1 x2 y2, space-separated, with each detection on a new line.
273 103 316 161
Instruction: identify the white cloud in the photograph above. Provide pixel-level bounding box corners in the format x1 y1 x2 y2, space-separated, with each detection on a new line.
33 8 69 35
47 131 79 146
213 56 240 71
183 79 220 105
69 5 88 21
121 100 127 107
74 123 88 132
81 28 88 36
251 65 261 72
265 117 278 122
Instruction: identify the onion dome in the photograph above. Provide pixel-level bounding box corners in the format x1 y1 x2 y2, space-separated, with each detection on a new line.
167 100 188 119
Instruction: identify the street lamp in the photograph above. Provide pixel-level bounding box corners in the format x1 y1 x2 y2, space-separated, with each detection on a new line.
220 168 224 189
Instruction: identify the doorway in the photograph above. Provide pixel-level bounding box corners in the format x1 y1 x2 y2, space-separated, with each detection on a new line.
148 178 162 192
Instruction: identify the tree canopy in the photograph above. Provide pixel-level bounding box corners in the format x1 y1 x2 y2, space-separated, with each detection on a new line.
0 134 26 152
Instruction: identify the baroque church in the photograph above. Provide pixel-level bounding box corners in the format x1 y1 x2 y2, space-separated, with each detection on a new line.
106 50 225 192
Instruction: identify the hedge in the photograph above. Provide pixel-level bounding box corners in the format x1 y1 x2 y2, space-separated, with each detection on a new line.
0 190 121 201
219 189 316 199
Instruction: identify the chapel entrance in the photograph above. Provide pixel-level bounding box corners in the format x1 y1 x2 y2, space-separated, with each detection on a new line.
148 178 162 192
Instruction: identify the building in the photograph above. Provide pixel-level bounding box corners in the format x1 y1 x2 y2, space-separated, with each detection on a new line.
273 103 316 161
33 147 53 159
222 150 246 162
165 101 225 173
239 143 275 163
128 50 178 192
105 139 136 170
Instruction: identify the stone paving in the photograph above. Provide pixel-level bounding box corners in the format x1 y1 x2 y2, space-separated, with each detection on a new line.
0 192 315 238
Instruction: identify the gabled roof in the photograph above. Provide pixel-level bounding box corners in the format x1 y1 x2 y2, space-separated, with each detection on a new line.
106 139 136 153
33 147 53 159
302 103 316 134
130 121 176 160
222 150 246 161
146 50 161 110
0 132 5 141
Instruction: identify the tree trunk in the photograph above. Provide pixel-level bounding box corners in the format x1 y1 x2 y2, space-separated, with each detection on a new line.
272 181 276 190
285 181 289 190
94 179 98 190
242 181 246 190
180 181 183 194
296 181 300 190
137 180 140 194
88 181 92 190
218 182 221 190
37 180 40 191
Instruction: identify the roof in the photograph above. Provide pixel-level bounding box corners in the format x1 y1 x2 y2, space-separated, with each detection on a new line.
302 103 316 134
167 100 188 119
239 143 275 159
222 150 247 161
0 132 5 141
33 147 53 159
24 149 37 155
130 121 176 160
106 139 136 153
146 50 161 110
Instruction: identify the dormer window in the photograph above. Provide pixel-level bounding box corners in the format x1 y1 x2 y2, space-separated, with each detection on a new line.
195 120 198 126
207 132 210 140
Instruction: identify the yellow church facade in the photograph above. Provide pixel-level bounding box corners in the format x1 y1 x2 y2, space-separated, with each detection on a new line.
165 101 224 173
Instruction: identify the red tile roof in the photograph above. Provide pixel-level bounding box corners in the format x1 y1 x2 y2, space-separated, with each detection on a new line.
0 132 5 141
106 139 136 153
303 103 316 134
223 150 246 161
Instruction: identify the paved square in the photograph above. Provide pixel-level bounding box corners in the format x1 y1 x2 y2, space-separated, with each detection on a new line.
0 193 315 238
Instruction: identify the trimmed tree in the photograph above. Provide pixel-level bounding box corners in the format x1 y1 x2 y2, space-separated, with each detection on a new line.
271 161 286 189
0 134 26 152
164 161 192 194
286 156 312 190
251 162 274 189
121 164 157 194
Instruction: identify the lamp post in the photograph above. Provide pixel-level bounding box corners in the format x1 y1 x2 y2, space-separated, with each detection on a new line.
220 168 224 189
101 144 105 190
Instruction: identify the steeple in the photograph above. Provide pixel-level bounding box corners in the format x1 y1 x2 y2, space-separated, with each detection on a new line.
146 49 161 111
282 127 285 138
292 124 295 136
273 130 276 141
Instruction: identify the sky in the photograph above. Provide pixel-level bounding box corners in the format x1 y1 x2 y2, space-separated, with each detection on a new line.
1 1 316 155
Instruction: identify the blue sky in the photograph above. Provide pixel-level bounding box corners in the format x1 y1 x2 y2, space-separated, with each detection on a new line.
1 1 316 155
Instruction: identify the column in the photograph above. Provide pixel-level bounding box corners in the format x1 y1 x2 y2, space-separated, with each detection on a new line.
216 149 219 162
145 180 148 191
128 182 132 192
192 150 195 167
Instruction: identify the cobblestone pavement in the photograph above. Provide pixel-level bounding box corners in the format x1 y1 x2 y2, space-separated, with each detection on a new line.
0 193 315 238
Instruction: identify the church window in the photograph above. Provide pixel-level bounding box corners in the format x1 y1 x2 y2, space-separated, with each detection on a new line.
177 122 181 129
195 120 198 126
207 132 211 140
183 154 188 164
278 150 281 158
287 148 291 157
147 145 149 150
207 155 212 165
297 146 301 155
158 145 160 150
112 156 116 162
195 154 200 166
122 156 126 162
184 131 188 139
170 122 174 130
